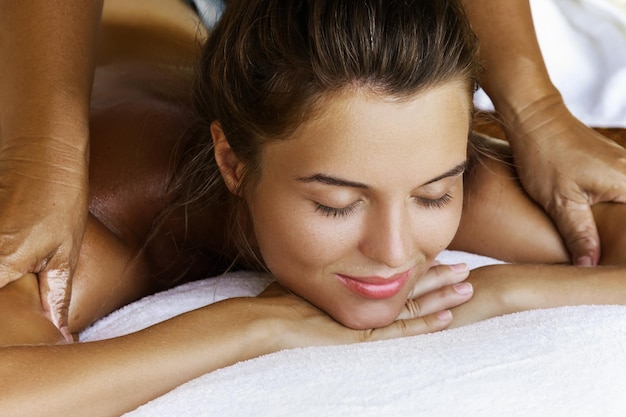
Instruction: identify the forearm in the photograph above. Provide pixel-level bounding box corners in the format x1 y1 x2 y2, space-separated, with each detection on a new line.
1 297 278 417
1 272 469 415
0 0 102 147
451 264 626 327
461 0 559 121
494 263 626 307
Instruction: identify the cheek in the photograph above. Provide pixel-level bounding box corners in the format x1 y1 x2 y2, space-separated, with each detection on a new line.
249 191 355 280
442 189 465 245
420 191 464 256
447 188 464 231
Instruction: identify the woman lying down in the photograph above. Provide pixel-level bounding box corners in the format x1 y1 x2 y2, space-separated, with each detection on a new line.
3 0 626 416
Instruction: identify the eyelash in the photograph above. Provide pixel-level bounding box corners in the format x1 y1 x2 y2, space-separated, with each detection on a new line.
315 203 358 218
314 193 453 218
416 193 453 209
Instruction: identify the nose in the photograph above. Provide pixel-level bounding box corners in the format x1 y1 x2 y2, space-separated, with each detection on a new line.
359 203 412 269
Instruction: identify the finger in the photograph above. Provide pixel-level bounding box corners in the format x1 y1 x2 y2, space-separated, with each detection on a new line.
364 310 453 342
38 267 73 342
549 197 601 266
407 263 469 299
398 281 473 320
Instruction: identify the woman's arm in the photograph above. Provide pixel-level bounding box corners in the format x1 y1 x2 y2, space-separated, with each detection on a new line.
451 263 626 328
461 0 626 266
0 264 469 417
0 281 287 417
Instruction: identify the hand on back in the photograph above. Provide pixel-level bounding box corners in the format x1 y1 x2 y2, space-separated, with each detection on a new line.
0 136 88 340
505 95 626 266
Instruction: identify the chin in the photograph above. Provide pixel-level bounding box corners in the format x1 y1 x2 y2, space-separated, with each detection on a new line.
330 302 401 330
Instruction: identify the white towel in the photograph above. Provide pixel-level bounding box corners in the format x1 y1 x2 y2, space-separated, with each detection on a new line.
125 305 626 417
79 251 626 416
79 250 499 342
474 0 626 127
79 271 274 341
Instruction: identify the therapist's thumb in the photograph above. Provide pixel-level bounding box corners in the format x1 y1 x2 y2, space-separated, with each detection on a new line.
39 266 74 342
551 199 600 266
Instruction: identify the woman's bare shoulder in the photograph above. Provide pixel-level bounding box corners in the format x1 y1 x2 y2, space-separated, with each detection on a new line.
0 274 65 346
452 131 570 263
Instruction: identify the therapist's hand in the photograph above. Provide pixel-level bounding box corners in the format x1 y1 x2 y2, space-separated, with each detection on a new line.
0 136 88 341
505 94 626 266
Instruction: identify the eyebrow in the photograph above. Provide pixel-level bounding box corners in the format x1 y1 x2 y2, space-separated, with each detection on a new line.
424 160 468 185
296 160 468 189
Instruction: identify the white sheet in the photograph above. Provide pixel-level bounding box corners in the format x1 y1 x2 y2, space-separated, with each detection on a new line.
79 251 626 416
125 306 626 417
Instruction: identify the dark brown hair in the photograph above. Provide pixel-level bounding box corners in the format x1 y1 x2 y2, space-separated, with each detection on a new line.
170 0 480 269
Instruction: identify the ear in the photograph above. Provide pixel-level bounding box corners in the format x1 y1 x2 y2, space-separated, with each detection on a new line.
212 121 245 195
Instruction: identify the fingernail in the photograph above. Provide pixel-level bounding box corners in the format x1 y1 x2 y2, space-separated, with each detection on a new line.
453 282 473 295
450 263 468 273
576 256 593 267
437 310 452 321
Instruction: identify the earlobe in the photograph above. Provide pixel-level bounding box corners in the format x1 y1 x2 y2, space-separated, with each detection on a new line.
211 121 244 195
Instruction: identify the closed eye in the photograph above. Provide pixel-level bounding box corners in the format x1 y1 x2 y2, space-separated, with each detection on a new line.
315 202 359 218
415 193 453 209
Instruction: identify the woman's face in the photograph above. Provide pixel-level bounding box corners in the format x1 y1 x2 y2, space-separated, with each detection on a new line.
246 82 471 329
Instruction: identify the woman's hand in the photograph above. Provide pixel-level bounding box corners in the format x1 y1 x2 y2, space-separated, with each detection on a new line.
0 137 88 340
505 95 626 266
257 263 473 349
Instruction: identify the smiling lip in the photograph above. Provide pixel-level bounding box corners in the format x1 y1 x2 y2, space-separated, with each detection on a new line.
336 269 413 299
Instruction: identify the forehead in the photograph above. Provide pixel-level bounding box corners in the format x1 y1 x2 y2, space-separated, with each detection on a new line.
260 82 471 185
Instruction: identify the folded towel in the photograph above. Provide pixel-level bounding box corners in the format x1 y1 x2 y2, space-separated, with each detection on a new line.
474 0 626 127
